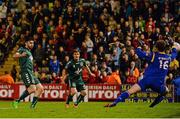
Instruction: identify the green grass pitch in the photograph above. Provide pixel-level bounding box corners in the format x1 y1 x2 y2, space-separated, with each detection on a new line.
0 101 180 118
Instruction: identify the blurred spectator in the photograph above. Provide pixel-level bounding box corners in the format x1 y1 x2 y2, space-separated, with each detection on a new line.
110 49 120 68
50 72 61 84
6 20 16 37
0 71 14 84
84 33 94 60
97 31 107 49
0 2 7 20
133 54 142 72
166 73 174 84
145 17 155 32
119 53 129 83
128 48 136 62
0 21 6 38
169 58 179 70
40 60 49 73
173 26 180 39
80 41 88 59
125 40 133 54
100 71 109 83
65 35 77 53
88 65 100 83
106 68 121 85
169 58 179 78
33 44 45 66
134 21 142 34
82 67 89 84
18 13 30 33
126 61 140 84
161 7 174 27
56 46 66 62
151 27 161 46
39 71 51 84
61 55 70 69
105 26 115 45
96 46 105 63
163 26 172 37
138 15 145 32
100 62 112 75
109 38 122 56
56 46 66 73
41 33 48 50
15 0 27 13
49 55 60 74
33 61 39 72
91 54 100 67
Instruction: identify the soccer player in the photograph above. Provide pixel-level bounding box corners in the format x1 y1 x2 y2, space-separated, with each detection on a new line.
12 38 44 109
62 49 95 108
105 40 177 108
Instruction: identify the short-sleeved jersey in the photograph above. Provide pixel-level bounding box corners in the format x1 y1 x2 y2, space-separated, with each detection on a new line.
136 48 177 81
18 47 33 72
65 58 87 82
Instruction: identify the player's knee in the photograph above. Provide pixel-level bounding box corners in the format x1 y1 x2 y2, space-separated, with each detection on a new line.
38 86 44 93
27 86 36 93
81 91 86 96
31 88 36 93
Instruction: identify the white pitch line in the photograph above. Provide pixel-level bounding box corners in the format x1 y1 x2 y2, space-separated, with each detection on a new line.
0 107 14 110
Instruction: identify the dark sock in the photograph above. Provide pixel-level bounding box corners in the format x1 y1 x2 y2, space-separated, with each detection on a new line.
76 94 85 105
149 95 164 107
113 92 130 105
66 95 73 104
31 97 38 106
17 90 30 103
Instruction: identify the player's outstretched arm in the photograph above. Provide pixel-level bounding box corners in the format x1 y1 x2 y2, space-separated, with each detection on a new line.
171 43 180 60
13 52 27 59
173 42 180 51
85 64 96 77
136 47 154 62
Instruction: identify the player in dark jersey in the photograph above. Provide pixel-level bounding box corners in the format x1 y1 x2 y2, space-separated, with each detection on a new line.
105 40 177 108
62 49 95 108
12 38 44 109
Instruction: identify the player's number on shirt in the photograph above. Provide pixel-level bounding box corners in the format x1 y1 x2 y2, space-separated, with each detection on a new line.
159 60 169 70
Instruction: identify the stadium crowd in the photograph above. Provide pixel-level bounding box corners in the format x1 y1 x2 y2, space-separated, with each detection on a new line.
0 0 179 85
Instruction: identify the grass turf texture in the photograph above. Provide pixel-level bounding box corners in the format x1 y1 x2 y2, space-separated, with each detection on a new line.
0 101 180 118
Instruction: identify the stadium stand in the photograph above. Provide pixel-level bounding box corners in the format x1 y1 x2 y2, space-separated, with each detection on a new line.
0 0 179 85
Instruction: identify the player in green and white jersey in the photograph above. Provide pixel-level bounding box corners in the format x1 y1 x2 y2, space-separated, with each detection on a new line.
12 38 44 109
62 49 95 108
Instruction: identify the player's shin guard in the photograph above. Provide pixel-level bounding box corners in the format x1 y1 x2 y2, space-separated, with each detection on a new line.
66 95 73 104
149 95 165 108
113 92 130 105
76 94 85 105
17 90 30 103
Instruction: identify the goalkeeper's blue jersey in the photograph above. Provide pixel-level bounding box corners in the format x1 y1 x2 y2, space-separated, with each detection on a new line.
136 48 177 79
136 48 177 92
